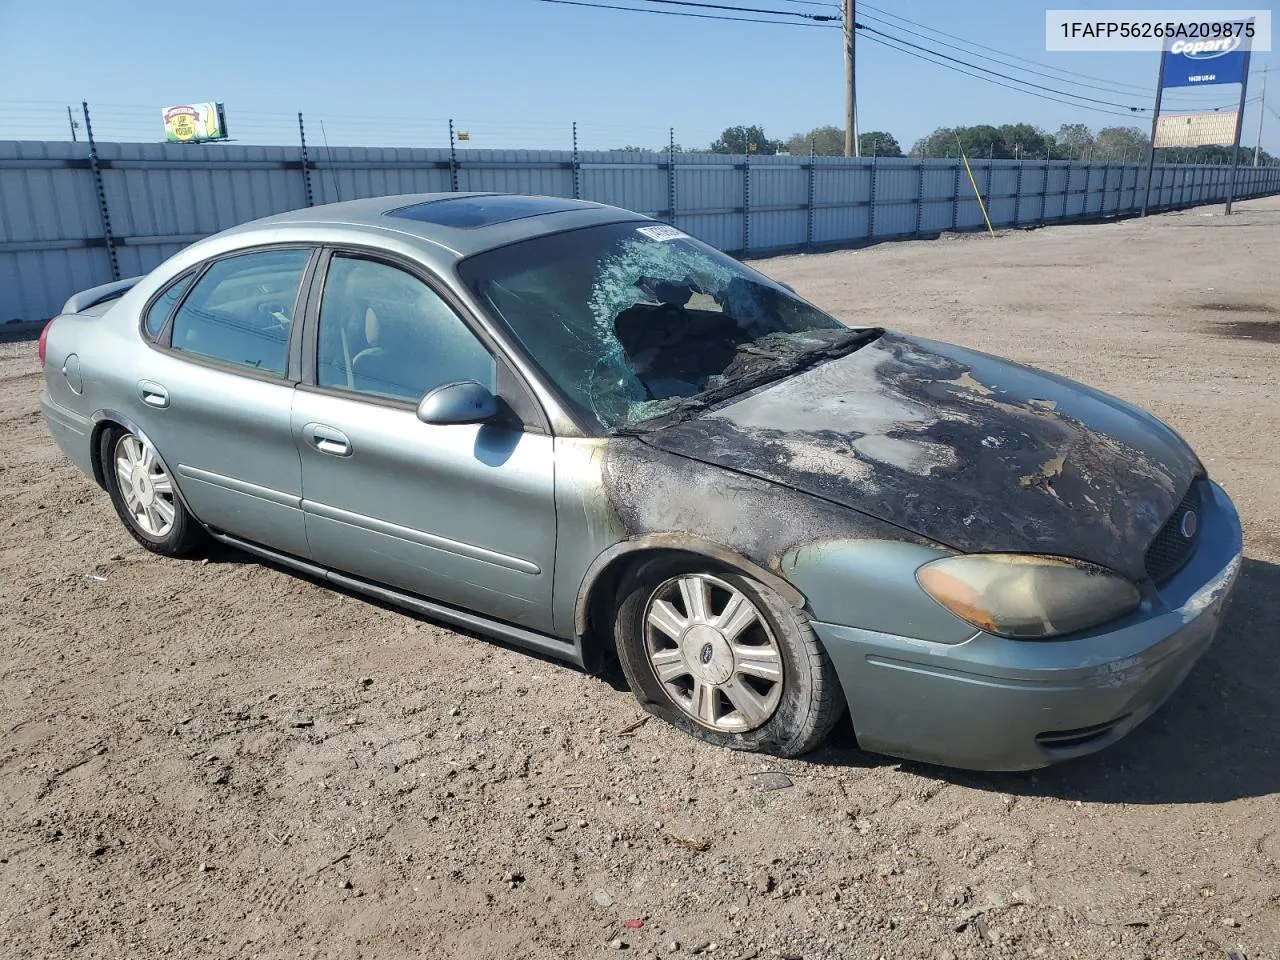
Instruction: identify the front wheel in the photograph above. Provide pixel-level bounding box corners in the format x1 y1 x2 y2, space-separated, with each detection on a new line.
99 427 204 557
613 557 845 757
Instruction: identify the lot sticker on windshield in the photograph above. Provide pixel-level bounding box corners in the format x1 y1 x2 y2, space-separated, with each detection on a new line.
636 224 687 242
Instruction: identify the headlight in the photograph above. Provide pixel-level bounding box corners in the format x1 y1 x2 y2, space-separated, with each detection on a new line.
916 554 1140 639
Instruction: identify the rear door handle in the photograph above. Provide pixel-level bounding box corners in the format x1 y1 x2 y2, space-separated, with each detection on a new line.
139 381 169 408
304 423 352 458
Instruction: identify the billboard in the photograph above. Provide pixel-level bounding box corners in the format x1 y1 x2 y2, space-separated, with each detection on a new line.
1154 111 1240 147
162 103 229 143
1161 33 1251 87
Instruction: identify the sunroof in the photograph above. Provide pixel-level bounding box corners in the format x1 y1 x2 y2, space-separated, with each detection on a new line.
387 195 584 228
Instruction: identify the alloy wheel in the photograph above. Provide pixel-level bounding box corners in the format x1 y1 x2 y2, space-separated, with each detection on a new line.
643 573 784 732
114 434 176 538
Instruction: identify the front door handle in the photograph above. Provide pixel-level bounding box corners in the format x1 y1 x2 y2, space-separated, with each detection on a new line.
139 381 169 408
305 423 352 458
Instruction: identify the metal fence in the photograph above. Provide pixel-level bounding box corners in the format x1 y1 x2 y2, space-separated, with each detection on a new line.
3 138 1279 323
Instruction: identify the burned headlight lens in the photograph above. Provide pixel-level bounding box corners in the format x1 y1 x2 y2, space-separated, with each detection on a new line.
916 554 1141 639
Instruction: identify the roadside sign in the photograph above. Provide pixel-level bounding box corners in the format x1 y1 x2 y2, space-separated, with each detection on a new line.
162 103 229 143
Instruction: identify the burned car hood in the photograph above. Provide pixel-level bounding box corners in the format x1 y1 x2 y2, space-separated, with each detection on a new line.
640 332 1201 581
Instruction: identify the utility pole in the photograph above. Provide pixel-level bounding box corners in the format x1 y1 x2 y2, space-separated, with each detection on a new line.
66 105 78 142
1224 43 1252 215
844 0 858 157
1140 45 1166 217
1255 66 1269 167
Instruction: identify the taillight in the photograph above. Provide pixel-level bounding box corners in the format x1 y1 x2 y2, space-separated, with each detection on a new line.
38 319 54 367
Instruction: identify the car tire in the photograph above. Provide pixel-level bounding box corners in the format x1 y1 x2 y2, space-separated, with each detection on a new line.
99 426 204 557
613 555 845 757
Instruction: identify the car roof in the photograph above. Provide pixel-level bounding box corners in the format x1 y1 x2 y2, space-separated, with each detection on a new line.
224 192 649 260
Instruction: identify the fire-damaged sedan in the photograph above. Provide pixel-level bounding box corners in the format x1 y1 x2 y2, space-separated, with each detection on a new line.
39 193 1242 770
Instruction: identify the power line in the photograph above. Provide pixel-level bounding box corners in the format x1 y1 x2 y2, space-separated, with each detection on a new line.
533 0 838 27
858 1 1156 94
857 24 1146 112
854 9 1154 98
527 0 1168 118
632 0 837 20
857 1 1259 107
527 0 1225 117
858 23 1250 115
856 31 1150 120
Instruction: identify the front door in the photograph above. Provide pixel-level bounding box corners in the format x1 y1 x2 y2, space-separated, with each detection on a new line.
292 251 557 631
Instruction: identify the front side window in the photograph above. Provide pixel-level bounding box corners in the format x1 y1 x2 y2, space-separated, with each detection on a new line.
316 255 495 403
169 248 311 375
144 272 194 339
456 222 853 429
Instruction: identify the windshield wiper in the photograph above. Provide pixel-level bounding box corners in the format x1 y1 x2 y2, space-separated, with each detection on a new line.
615 326 883 434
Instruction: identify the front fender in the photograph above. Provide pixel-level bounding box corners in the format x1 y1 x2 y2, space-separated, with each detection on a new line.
779 538 975 644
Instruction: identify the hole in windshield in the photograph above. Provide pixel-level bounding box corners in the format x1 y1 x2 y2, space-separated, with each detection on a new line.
459 222 863 430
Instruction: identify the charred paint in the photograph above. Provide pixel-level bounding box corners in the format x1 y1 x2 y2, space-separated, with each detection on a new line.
599 436 936 585
631 333 1201 582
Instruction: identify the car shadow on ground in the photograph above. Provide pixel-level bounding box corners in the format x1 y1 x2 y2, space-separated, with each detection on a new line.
810 556 1280 805
200 541 1279 803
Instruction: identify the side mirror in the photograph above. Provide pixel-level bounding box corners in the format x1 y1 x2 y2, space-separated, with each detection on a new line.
778 281 797 294
416 380 499 425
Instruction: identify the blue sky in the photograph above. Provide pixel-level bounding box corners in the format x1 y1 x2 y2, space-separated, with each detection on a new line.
1 0 1274 153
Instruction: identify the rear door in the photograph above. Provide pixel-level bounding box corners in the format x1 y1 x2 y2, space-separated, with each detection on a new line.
139 246 316 558
291 249 557 631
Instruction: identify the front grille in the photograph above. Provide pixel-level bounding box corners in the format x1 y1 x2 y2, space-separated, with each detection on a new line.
1144 482 1202 584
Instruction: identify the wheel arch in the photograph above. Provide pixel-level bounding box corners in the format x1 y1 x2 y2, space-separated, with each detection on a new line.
574 534 807 669
89 410 199 520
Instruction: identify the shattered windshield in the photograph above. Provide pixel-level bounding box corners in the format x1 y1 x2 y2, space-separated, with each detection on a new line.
458 221 860 430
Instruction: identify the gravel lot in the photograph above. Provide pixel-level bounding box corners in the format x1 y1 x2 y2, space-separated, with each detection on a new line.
2 198 1278 960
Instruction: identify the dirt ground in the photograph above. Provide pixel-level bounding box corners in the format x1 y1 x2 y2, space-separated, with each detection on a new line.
3 198 1279 960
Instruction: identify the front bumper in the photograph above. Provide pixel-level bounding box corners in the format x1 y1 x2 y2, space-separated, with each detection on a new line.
813 480 1243 771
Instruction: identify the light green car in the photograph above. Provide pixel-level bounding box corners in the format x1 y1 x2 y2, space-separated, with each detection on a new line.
40 193 1242 769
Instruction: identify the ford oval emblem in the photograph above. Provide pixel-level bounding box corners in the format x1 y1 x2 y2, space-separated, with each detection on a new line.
1179 510 1199 540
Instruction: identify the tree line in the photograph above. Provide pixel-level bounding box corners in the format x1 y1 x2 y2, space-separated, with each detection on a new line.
617 122 1275 164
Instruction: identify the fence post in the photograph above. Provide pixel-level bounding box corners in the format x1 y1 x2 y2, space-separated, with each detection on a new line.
868 155 878 240
1040 162 1049 225
1012 159 1023 226
1083 161 1094 216
81 101 119 282
1061 162 1070 222
571 122 581 200
668 127 677 226
448 119 459 192
915 158 926 237
806 139 816 246
297 112 314 207
984 161 992 225
951 161 961 231
742 150 750 254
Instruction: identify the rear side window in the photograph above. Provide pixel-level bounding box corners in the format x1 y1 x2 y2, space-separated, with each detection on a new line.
169 249 310 375
143 272 194 339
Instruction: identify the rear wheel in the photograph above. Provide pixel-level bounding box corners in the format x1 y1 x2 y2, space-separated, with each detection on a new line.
99 427 204 557
614 556 845 757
